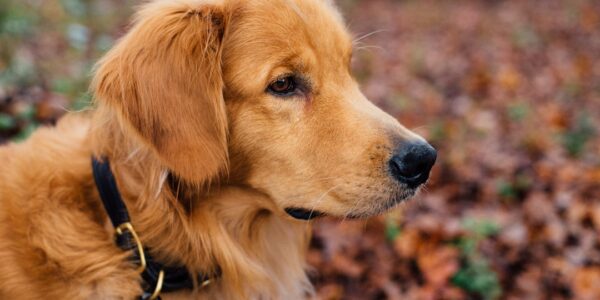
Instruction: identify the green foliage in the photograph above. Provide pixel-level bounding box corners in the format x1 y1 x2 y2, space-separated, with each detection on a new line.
429 121 447 143
0 113 16 130
0 0 136 141
507 102 530 122
14 122 38 141
71 92 93 111
452 218 502 300
562 114 595 158
0 1 37 37
512 25 540 50
561 80 582 101
391 93 413 111
496 179 517 199
0 103 38 141
496 174 532 202
0 1 39 86
14 104 38 141
385 216 401 242
462 218 500 238
453 258 502 300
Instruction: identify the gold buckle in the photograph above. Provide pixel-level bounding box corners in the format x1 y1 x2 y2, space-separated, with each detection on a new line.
148 269 165 300
115 222 147 274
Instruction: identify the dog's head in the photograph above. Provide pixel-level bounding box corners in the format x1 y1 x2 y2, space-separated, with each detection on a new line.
93 0 436 219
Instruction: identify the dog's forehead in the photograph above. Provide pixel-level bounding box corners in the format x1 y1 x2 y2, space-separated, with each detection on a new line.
287 0 350 48
238 0 349 44
281 0 346 27
224 0 352 86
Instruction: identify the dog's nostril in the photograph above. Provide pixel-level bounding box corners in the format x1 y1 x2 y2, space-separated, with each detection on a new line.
389 141 437 187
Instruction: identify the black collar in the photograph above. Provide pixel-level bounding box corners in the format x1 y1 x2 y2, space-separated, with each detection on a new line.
92 157 214 300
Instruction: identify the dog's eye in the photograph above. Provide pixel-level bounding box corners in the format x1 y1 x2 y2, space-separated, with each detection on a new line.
268 76 297 96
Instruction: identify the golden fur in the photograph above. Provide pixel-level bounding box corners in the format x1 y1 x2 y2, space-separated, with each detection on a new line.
0 0 426 299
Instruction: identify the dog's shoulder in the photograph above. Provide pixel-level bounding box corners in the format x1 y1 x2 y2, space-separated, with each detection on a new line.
0 112 143 298
0 112 95 209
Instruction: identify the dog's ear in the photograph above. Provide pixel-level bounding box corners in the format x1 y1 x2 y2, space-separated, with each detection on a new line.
92 2 229 184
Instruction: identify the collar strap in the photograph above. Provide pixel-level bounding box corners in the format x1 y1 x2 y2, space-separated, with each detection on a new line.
92 157 214 299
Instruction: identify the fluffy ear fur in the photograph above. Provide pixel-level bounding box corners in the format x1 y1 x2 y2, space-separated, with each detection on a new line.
92 1 229 184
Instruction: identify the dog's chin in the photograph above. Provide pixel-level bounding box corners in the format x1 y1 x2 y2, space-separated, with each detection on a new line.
285 188 418 220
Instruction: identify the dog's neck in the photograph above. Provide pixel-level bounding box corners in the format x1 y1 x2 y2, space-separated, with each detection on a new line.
90 109 312 298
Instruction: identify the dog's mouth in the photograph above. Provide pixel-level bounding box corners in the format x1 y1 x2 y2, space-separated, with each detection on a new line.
285 187 419 221
285 208 325 220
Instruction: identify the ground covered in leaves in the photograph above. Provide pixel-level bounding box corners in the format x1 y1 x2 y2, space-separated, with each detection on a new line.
1 0 599 299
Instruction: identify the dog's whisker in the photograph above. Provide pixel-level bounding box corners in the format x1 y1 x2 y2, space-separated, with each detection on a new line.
58 104 95 114
349 198 362 219
410 124 432 132
155 170 169 199
303 183 341 231
352 29 388 44
361 218 369 234
306 176 339 183
355 45 385 51
340 194 366 225
125 147 142 162
307 184 339 215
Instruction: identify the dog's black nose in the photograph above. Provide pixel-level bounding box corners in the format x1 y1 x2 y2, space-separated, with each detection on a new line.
389 141 437 188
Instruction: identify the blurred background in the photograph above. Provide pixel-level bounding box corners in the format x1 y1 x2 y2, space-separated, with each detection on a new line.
1 0 599 299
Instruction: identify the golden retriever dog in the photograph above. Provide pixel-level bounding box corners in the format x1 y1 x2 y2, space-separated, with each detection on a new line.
0 0 437 299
